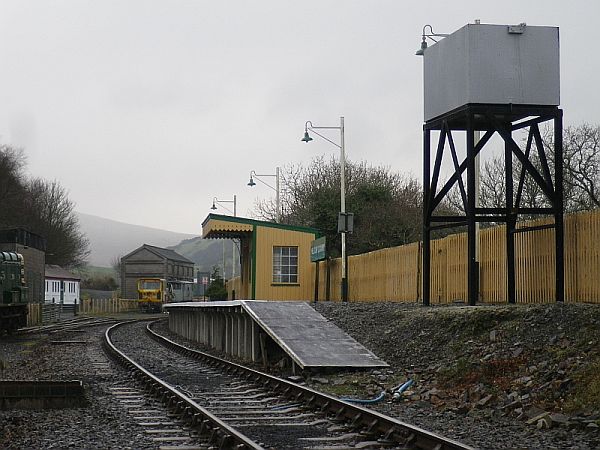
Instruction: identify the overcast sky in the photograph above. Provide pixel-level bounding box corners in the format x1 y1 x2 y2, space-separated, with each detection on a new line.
1 1 598 234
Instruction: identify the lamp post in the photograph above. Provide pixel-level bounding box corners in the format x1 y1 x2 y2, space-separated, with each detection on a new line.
210 195 237 282
248 168 281 222
211 195 237 217
414 24 450 55
416 22 480 304
302 116 349 302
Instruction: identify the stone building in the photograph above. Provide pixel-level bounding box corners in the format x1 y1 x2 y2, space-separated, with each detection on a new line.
0 228 46 303
120 244 194 299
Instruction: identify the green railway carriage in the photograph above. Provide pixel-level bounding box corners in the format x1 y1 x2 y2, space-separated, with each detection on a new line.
0 251 29 332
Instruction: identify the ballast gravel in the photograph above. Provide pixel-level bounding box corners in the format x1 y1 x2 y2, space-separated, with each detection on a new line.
2 302 600 450
0 324 157 450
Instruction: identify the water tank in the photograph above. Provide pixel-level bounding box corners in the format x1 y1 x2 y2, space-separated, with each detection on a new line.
423 23 560 122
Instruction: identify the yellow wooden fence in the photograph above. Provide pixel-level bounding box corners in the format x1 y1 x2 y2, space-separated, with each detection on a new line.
79 298 139 314
314 209 600 304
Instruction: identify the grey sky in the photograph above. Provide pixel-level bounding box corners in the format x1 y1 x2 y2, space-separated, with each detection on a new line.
1 1 597 234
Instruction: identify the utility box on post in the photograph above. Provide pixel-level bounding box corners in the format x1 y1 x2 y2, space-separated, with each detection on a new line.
423 23 560 121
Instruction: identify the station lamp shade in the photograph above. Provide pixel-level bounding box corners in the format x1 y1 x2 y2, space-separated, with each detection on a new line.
301 131 313 143
416 37 427 56
211 200 217 210
247 176 256 187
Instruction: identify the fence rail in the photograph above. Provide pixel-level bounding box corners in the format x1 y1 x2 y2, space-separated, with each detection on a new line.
25 298 139 326
316 209 600 303
79 298 139 314
224 210 600 304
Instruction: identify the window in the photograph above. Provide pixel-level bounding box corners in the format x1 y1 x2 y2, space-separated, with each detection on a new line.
272 246 298 284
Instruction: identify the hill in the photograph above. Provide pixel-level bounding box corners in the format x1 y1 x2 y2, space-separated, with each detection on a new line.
168 236 239 276
76 212 198 267
77 212 238 277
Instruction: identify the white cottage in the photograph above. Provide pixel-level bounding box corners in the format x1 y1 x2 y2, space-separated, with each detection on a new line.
45 265 81 305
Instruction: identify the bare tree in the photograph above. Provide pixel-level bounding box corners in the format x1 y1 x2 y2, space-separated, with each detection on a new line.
0 145 27 227
110 255 122 286
254 157 428 256
462 123 600 218
22 178 90 267
547 123 600 211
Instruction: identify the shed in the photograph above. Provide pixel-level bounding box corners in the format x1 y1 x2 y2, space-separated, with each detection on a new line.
120 244 194 299
202 214 320 301
45 265 81 305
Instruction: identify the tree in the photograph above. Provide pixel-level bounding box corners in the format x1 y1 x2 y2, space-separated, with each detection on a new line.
81 275 118 291
0 145 27 228
205 266 227 301
548 123 600 212
20 178 90 267
254 157 426 256
0 145 90 268
453 123 600 219
110 255 122 286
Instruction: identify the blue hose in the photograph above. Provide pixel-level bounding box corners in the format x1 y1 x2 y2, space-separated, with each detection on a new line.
393 379 414 394
340 391 386 405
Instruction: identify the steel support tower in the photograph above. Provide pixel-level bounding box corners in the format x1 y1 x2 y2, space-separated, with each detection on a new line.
422 104 564 306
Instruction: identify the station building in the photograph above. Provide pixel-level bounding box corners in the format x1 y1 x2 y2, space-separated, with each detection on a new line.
120 244 194 299
45 265 81 304
202 214 321 301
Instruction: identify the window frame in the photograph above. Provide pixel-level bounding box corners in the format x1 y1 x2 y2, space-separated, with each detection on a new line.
272 246 299 284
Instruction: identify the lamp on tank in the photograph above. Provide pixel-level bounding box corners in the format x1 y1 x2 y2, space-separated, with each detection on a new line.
415 24 449 56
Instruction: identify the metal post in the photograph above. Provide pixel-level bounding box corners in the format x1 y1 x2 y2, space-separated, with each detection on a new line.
423 127 431 306
276 167 281 223
232 195 237 281
314 261 319 303
340 116 348 302
555 110 564 302
506 128 516 304
467 116 477 306
475 129 481 299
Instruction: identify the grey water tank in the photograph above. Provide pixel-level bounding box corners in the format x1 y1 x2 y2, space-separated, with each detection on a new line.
423 23 560 122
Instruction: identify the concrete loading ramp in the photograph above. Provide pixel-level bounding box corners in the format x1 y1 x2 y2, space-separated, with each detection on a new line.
164 301 388 370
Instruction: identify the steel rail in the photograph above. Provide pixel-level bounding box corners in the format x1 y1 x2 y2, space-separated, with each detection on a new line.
103 321 264 450
147 321 474 450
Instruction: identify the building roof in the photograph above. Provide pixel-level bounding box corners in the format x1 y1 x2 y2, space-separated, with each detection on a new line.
202 214 321 239
45 265 81 281
121 244 194 264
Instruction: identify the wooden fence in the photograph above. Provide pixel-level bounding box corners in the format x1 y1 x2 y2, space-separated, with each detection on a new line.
314 209 600 304
27 303 43 326
79 298 139 314
26 299 139 326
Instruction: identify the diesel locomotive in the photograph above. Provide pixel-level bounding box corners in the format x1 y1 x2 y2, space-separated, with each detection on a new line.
0 251 29 333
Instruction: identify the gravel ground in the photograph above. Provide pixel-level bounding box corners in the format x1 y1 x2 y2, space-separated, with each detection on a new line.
0 323 158 449
313 301 600 450
2 304 599 450
156 302 600 450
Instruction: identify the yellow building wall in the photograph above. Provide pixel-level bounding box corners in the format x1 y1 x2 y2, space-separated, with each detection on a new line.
254 226 316 301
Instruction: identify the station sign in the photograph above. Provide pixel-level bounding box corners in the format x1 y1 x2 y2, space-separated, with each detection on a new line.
310 237 327 262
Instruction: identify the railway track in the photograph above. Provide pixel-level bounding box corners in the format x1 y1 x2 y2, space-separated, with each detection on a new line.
18 316 119 335
104 320 474 449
